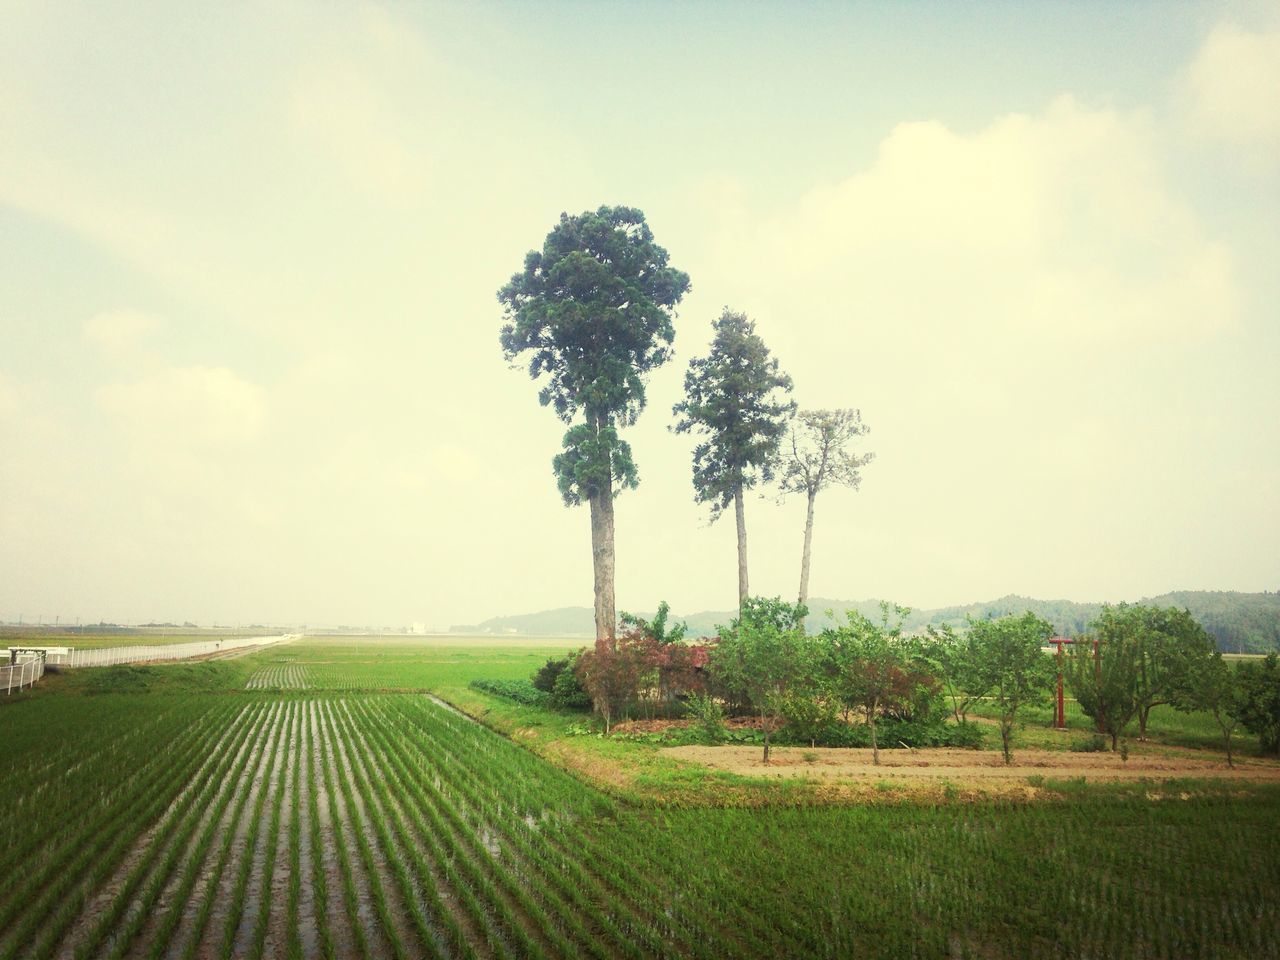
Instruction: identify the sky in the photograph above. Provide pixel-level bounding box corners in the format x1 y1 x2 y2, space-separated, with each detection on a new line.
1 1 1278 628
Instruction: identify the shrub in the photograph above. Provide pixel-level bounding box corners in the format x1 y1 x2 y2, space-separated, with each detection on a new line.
686 693 727 744
550 660 592 709
777 718 982 750
532 656 571 693
1070 734 1109 753
468 679 548 706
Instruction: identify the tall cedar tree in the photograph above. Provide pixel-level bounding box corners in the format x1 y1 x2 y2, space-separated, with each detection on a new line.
499 207 689 647
673 309 795 610
779 409 874 609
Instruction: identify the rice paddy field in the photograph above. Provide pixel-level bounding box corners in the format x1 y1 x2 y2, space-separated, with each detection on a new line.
3 636 1279 960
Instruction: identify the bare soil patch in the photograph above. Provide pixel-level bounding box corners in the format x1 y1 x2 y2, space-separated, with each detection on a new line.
665 744 1280 782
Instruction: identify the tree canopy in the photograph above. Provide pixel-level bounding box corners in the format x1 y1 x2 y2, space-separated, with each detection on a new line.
499 205 691 504
779 408 874 607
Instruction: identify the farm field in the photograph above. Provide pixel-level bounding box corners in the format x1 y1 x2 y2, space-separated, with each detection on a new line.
3 638 1280 959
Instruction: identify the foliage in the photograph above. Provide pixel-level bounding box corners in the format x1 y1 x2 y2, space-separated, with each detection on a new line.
1110 604 1217 739
1234 653 1280 754
685 692 727 745
620 600 687 644
1070 734 1110 753
498 206 689 504
498 205 690 432
779 408 874 606
532 656 571 693
574 635 651 733
779 408 874 500
1063 629 1139 753
778 688 839 749
469 678 549 706
1063 604 1218 748
498 205 690 641
787 718 984 750
672 309 796 521
823 602 932 765
915 623 991 722
711 597 812 761
550 658 593 709
966 613 1056 763
574 602 710 730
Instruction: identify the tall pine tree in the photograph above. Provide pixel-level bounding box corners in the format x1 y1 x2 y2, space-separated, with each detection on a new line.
500 206 690 645
673 308 794 610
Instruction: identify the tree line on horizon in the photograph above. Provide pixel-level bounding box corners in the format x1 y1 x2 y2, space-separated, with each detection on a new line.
499 205 871 645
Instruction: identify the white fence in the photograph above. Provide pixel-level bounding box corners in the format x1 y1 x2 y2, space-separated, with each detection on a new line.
2 657 44 694
2 634 297 675
56 634 297 668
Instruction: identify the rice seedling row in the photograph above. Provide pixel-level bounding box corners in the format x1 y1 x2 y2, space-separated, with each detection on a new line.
8 691 1280 960
245 666 312 690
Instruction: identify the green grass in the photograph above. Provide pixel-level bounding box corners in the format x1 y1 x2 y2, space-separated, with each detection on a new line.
966 697 1263 755
5 637 1280 960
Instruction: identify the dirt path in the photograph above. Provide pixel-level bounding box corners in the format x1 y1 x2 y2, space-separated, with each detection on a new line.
664 744 1280 782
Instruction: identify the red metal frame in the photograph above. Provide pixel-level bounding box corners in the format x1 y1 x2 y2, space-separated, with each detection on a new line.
1049 637 1075 728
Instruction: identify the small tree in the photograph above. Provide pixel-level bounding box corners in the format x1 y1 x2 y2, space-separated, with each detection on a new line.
827 603 918 765
1103 604 1214 740
1063 629 1140 752
967 613 1055 764
1235 653 1280 754
575 628 655 733
673 309 795 611
710 597 809 762
778 409 873 609
1175 651 1245 766
918 623 991 723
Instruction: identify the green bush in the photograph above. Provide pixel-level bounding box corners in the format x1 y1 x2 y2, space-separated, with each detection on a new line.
686 693 727 744
550 662 592 709
778 718 982 750
532 656 571 693
469 678 548 706
1070 734 1110 753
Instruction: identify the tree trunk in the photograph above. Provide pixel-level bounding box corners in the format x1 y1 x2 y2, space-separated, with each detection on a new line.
868 703 879 766
1001 720 1012 765
734 486 749 612
762 711 771 764
1138 705 1149 741
797 488 816 609
588 487 616 650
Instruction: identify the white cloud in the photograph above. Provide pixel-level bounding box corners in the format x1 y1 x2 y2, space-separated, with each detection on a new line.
1181 19 1280 157
97 366 267 447
83 309 159 359
709 96 1235 353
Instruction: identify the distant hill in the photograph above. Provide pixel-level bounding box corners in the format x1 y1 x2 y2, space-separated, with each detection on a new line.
452 590 1280 653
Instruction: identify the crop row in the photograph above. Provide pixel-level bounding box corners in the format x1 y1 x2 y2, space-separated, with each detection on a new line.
5 692 1279 959
245 665 313 689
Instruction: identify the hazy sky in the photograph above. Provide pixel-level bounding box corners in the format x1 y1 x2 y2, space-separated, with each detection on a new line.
2 1 1278 628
